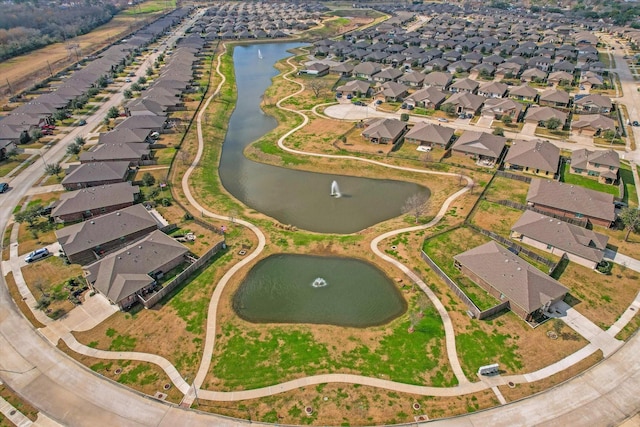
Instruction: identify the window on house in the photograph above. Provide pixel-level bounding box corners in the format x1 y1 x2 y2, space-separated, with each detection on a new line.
576 213 584 218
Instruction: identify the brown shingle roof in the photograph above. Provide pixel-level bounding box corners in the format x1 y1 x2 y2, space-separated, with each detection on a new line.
454 241 568 314
511 210 608 264
504 139 559 173
526 179 615 223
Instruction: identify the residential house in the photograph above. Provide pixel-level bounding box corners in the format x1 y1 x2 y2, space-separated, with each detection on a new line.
56 204 161 265
477 81 508 98
481 98 523 120
504 139 560 178
299 62 329 77
453 241 568 322
361 118 406 144
423 58 450 72
511 210 608 269
422 71 453 90
574 94 612 114
520 67 547 82
117 116 166 133
330 62 354 77
378 82 409 102
372 68 403 83
335 80 371 98
79 143 153 166
447 60 473 74
547 71 574 86
539 89 570 108
524 106 567 126
50 182 140 223
495 61 523 79
449 78 479 94
405 87 447 109
84 230 189 309
353 62 382 80
404 123 454 148
570 148 619 184
571 114 616 137
526 178 616 227
397 71 425 87
99 128 151 145
450 131 506 166
508 84 538 102
527 56 553 72
442 92 485 116
61 161 132 190
580 72 604 90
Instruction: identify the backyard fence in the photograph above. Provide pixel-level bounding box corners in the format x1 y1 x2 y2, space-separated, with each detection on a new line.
488 199 589 228
495 170 532 183
139 240 225 308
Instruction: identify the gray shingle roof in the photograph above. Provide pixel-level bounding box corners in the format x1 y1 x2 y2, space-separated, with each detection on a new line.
51 183 140 219
504 139 560 173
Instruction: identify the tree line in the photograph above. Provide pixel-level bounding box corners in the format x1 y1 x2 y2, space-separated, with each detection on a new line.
0 1 121 61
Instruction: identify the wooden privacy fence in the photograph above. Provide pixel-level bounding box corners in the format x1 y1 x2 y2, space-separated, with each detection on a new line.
139 240 225 308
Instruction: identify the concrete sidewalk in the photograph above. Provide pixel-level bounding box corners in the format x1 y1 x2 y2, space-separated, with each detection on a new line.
551 301 623 357
604 249 640 273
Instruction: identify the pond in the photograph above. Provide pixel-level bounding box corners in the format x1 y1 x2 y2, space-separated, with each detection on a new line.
232 254 407 327
217 43 430 234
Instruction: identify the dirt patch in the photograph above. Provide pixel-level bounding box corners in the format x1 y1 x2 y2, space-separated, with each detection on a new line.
5 272 45 328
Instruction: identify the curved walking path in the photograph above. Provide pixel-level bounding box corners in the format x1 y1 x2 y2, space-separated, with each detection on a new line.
179 44 640 407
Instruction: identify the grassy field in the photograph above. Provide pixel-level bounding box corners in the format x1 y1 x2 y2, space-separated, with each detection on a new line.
559 163 619 197
483 175 530 204
0 154 31 177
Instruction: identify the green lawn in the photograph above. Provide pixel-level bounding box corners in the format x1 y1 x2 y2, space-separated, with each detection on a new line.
0 154 31 177
620 162 638 206
456 327 523 378
212 309 453 391
560 163 620 197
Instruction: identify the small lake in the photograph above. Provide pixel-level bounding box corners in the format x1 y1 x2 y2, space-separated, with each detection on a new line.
217 43 430 234
232 254 407 327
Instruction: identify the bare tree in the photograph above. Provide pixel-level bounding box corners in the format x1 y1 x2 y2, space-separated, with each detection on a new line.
402 193 430 224
177 149 190 166
408 311 421 333
308 80 328 98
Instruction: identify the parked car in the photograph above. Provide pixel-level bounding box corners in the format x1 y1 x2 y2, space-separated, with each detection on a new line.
375 99 383 105
614 201 628 209
25 248 49 263
125 78 132 83
0 183 8 193
336 93 342 98
633 121 640 127
437 118 448 122
78 119 87 126
346 94 352 99
353 101 366 106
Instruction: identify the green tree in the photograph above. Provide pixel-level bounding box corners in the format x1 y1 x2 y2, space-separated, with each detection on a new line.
29 128 43 141
66 143 81 155
137 76 147 85
493 127 505 136
501 115 512 126
131 82 142 92
400 113 409 122
107 106 119 119
141 172 155 187
619 207 640 242
441 103 456 116
146 66 153 76
53 110 68 122
14 204 43 227
123 89 133 99
74 135 86 146
546 117 562 130
45 162 62 177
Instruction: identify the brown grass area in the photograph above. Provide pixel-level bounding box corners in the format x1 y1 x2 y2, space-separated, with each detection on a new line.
195 383 499 425
21 256 82 316
17 222 57 256
0 3 166 103
469 200 523 237
616 314 640 341
72 305 201 381
5 272 46 329
599 226 640 260
556 261 640 329
483 175 531 204
498 350 603 402
57 340 184 403
0 383 39 422
283 116 353 154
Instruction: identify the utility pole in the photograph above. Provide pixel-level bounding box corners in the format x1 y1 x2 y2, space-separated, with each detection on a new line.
5 78 14 97
46 60 54 77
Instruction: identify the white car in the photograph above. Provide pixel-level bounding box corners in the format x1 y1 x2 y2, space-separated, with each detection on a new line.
437 118 448 122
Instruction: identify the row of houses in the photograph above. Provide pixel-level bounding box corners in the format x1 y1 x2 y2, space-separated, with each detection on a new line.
361 117 620 184
43 13 221 310
197 1 325 40
60 33 206 190
0 8 192 160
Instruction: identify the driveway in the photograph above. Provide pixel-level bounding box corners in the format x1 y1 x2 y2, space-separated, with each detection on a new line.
475 116 494 128
604 249 640 273
521 122 538 136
